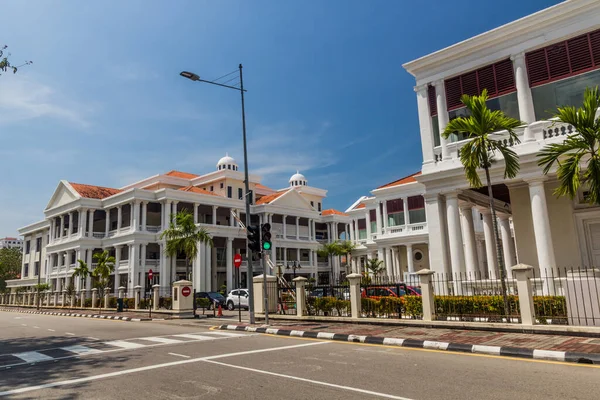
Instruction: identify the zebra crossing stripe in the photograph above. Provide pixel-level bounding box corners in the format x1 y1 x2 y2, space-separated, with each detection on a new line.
13 351 54 363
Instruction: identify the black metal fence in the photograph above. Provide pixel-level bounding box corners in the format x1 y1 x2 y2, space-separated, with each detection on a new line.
532 267 600 326
360 283 423 319
304 284 351 317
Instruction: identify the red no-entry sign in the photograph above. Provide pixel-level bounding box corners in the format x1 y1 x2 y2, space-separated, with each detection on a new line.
181 286 191 297
148 269 153 280
234 254 242 268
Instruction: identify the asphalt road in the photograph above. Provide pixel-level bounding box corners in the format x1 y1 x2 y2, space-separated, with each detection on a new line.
0 311 598 400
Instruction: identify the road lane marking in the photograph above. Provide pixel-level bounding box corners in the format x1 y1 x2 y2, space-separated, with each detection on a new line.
21 324 26 326
88 337 100 340
13 352 54 363
202 331 245 337
62 345 102 356
47 329 55 332
203 359 412 399
32 326 40 329
105 340 146 349
168 352 191 358
138 337 183 344
172 334 215 341
0 341 327 397
65 332 75 336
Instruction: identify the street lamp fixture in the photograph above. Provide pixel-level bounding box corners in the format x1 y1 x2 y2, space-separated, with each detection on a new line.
180 64 255 324
286 261 301 279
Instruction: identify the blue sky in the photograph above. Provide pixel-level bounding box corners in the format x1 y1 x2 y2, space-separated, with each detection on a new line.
0 0 559 235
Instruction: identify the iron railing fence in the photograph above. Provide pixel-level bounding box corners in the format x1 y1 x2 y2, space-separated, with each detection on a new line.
532 267 599 326
360 283 423 320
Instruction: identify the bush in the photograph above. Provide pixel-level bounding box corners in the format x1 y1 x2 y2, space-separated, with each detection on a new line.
108 297 117 308
196 298 210 309
139 299 148 309
159 297 172 310
84 298 92 308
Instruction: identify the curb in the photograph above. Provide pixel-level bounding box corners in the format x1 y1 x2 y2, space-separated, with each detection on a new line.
0 308 163 322
218 324 600 365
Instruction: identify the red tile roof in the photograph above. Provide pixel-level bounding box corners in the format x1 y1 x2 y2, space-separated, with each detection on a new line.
255 183 273 191
1 237 18 241
353 203 366 210
321 209 348 216
69 183 122 199
178 186 221 197
256 191 286 205
165 170 199 179
377 172 421 189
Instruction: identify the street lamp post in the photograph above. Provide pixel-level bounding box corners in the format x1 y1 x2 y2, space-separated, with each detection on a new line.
286 261 301 279
180 65 256 324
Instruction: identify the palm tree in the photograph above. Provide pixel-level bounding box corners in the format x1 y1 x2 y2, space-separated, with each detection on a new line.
91 250 115 310
442 89 524 317
337 240 357 275
160 210 213 285
317 242 342 283
538 87 600 204
365 258 385 277
73 259 91 296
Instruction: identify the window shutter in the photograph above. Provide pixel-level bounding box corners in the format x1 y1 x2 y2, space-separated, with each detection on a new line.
547 43 570 79
567 35 593 73
386 199 403 213
407 196 425 210
494 59 516 94
357 219 366 230
590 30 600 66
526 49 549 86
461 71 479 97
369 209 377 220
428 85 437 116
526 28 600 87
445 77 463 110
477 65 496 95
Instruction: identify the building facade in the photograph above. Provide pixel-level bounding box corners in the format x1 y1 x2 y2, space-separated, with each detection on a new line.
401 0 600 287
7 156 351 297
0 237 23 250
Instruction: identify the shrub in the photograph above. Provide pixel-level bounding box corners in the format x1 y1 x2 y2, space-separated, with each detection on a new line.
159 297 172 310
108 297 117 308
196 298 210 309
315 297 336 315
333 298 350 316
84 298 92 308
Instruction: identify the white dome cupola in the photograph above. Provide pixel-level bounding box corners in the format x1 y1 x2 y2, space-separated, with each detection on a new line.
217 153 238 171
289 171 307 187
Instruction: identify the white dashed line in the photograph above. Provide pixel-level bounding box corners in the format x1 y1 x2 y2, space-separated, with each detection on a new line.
65 333 75 336
168 352 191 358
47 329 55 332
32 326 40 329
88 337 100 341
13 352 54 363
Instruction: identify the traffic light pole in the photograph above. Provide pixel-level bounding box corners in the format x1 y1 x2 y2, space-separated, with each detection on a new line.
263 253 269 324
239 64 255 324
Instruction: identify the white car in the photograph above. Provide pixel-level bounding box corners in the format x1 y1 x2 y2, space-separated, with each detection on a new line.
226 289 249 310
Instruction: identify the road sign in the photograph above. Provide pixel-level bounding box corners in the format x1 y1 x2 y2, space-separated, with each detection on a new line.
234 254 242 268
181 286 191 297
148 269 153 280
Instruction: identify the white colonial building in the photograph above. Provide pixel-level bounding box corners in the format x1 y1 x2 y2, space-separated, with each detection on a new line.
7 155 351 297
0 237 23 250
401 0 600 283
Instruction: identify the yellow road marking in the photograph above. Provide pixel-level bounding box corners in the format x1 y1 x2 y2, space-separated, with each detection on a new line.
258 333 600 369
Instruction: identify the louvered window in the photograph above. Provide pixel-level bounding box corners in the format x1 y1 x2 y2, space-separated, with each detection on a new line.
444 59 516 111
428 85 437 116
526 28 600 87
386 199 404 213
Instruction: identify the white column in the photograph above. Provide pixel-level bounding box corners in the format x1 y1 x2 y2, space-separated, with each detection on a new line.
60 215 65 237
159 242 168 292
393 247 401 276
164 200 172 228
230 209 236 227
481 209 499 280
68 212 74 237
283 246 288 266
406 244 415 274
105 209 110 236
226 238 233 293
345 223 350 241
349 220 355 243
172 201 179 224
312 220 316 240
205 242 212 291
117 206 122 234
85 250 92 292
377 247 384 263
511 52 536 141
132 201 140 232
384 247 392 276
140 243 147 266
212 205 217 225
87 210 94 237
365 211 372 239
141 202 148 231
433 80 450 160
476 239 487 276
309 248 313 267
193 203 198 224
459 204 479 276
296 217 300 240
499 214 516 279
79 209 87 237
446 192 466 275
382 201 389 231
139 243 146 295
414 84 435 166
375 203 382 235
527 179 557 277
403 197 410 226
114 246 121 293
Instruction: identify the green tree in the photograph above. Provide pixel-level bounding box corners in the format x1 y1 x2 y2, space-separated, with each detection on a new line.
317 242 343 282
442 89 523 317
0 247 22 292
0 45 32 75
538 87 600 204
91 250 115 309
365 258 385 277
160 210 213 283
337 240 357 275
73 259 91 293
33 283 50 308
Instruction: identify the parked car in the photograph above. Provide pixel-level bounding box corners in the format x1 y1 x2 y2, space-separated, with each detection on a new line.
195 291 226 309
361 284 422 299
226 289 249 310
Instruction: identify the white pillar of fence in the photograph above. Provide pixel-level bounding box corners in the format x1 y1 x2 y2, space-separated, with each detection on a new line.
253 274 278 315
153 284 160 311
293 276 307 316
564 268 600 327
134 285 141 310
104 288 110 309
347 273 362 319
416 269 436 322
92 288 98 308
118 286 125 299
512 264 535 325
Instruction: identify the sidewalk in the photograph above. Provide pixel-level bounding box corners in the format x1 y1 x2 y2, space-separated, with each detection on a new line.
218 321 600 364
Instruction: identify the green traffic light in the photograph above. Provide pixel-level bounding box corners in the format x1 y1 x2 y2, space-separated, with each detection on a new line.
262 241 272 250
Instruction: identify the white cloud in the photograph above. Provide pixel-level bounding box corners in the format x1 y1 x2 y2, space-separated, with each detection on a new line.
0 75 92 127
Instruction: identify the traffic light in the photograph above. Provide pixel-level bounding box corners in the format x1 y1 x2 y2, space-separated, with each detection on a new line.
247 225 261 253
261 223 272 251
